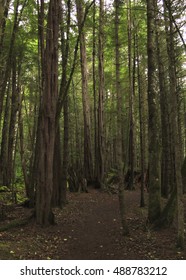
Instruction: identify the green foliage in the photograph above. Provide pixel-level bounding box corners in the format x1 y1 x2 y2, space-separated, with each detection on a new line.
0 186 9 192
106 168 120 185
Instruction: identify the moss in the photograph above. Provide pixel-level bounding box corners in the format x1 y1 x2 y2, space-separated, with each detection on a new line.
0 243 13 260
0 186 9 192
153 188 176 229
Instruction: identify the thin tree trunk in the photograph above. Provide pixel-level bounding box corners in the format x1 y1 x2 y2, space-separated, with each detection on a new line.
115 0 129 235
6 56 20 187
76 0 93 183
18 93 30 199
0 0 11 95
147 0 161 223
136 34 145 207
92 0 97 179
0 0 26 123
127 0 135 190
0 81 11 185
0 0 3 38
61 95 69 206
97 0 105 188
52 125 61 207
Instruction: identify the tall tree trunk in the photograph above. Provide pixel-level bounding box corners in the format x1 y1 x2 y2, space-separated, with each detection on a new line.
0 0 11 101
115 0 129 235
136 34 145 207
92 0 97 179
147 0 161 223
0 81 11 185
127 0 135 190
6 57 20 187
76 0 93 183
52 0 70 207
164 0 184 249
155 4 172 198
35 0 59 225
0 0 26 124
61 95 69 206
52 125 62 207
0 0 3 38
18 92 31 200
0 0 11 49
97 0 105 188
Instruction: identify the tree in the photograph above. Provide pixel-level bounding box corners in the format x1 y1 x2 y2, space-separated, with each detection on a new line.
52 0 71 208
115 0 129 235
136 33 146 207
76 0 94 183
155 12 172 198
96 0 105 188
0 0 185 248
163 0 184 249
0 0 27 186
34 0 59 225
127 0 135 190
147 0 161 223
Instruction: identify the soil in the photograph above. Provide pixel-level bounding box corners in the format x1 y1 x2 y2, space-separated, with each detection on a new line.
0 187 185 260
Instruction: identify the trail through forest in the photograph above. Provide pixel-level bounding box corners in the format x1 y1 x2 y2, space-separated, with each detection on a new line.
0 188 186 260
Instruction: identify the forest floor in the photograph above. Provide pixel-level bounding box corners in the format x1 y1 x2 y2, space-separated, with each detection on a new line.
0 186 186 260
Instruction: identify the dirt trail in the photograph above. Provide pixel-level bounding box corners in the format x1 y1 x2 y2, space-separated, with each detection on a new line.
0 188 185 260
62 190 121 259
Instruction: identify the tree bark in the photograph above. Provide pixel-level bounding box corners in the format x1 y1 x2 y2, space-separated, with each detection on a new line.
97 0 105 188
76 0 93 183
115 0 129 235
155 4 172 198
136 33 145 207
164 0 184 249
35 0 59 225
92 0 97 179
61 95 69 206
147 0 161 223
127 0 135 190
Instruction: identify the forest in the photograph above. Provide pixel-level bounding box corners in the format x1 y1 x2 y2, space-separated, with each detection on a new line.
0 0 186 259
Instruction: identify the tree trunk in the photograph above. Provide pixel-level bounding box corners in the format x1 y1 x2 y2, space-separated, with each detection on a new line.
154 0 172 198
0 81 11 185
127 0 135 190
0 0 24 124
18 96 30 201
0 0 3 38
6 56 20 187
115 0 129 235
76 0 93 183
92 0 97 179
136 34 145 207
61 95 69 207
164 0 184 249
35 0 59 225
147 0 161 223
97 0 105 188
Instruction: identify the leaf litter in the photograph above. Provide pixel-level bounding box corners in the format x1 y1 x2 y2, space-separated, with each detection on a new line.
0 187 185 260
